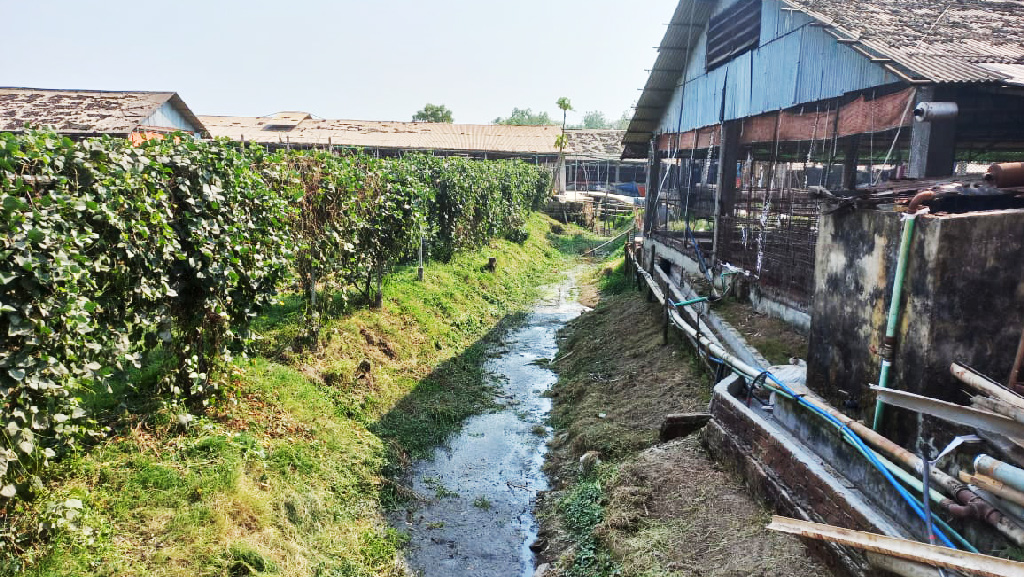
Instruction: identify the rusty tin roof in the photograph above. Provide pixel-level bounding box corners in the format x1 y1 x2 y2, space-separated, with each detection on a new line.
0 87 205 135
202 113 628 157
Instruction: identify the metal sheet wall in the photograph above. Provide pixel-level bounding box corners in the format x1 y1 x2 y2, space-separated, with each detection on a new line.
748 30 803 116
657 0 895 137
760 0 813 44
142 102 201 132
795 25 895 103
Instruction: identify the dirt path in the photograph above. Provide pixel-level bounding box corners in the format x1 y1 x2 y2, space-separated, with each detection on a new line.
390 270 589 577
537 288 831 577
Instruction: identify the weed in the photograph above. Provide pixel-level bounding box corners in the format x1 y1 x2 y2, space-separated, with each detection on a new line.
422 477 459 500
472 497 491 511
556 468 621 577
229 543 278 575
16 213 583 576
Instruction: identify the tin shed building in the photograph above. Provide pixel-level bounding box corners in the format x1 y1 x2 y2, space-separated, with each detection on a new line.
0 87 206 142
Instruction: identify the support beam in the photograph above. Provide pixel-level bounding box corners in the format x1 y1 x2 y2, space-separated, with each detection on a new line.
842 136 860 191
870 386 1024 439
908 86 957 179
644 138 661 235
712 120 741 262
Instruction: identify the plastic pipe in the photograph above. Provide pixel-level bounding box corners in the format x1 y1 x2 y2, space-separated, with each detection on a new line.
952 362 1024 410
667 301 708 309
975 454 1024 496
873 191 933 431
632 251 1024 547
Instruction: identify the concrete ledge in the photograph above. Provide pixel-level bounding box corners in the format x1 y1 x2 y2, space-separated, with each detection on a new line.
705 376 910 577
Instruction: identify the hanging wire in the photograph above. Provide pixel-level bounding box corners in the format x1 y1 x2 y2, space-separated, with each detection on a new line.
872 93 914 187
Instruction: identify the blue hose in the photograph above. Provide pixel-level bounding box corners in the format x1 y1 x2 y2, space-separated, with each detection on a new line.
758 369 958 550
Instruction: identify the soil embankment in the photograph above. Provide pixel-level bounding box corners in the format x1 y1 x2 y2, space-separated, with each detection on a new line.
536 275 831 577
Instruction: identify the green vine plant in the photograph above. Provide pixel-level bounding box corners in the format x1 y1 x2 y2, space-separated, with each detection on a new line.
0 130 550 534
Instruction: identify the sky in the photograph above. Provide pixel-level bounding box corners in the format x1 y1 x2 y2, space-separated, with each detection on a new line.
2 0 678 125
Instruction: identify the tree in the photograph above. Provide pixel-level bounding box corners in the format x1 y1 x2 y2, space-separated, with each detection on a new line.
492 108 555 126
412 103 453 123
553 97 573 195
581 110 610 129
613 110 632 130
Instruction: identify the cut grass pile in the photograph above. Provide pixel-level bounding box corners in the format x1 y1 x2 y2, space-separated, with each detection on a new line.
537 263 829 577
14 213 583 577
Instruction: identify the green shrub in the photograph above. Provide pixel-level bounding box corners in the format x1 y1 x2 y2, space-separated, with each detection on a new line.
0 129 550 519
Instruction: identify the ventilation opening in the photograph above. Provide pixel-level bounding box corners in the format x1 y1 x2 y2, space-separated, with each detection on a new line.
706 0 761 71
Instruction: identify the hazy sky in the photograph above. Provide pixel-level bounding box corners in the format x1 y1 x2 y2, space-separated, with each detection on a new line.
3 0 677 125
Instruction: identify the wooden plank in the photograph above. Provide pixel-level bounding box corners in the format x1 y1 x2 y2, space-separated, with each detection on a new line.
766 516 1024 577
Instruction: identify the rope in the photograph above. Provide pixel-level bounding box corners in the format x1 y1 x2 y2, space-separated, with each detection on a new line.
872 93 914 187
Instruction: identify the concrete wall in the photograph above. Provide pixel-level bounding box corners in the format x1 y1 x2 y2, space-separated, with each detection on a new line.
807 207 1024 450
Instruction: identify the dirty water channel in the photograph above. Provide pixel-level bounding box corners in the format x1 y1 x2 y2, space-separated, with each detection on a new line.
391 271 588 577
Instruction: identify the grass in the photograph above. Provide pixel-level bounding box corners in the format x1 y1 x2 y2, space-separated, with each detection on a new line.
554 466 620 577
12 212 588 577
538 263 831 577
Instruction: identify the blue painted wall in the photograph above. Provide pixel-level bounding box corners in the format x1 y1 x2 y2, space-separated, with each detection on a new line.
657 0 899 135
141 101 201 133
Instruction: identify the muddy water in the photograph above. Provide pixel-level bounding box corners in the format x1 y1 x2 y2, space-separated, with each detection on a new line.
391 272 588 577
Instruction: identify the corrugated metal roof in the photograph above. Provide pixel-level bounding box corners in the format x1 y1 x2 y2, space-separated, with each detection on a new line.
201 115 597 156
0 87 205 135
782 0 1024 82
623 0 1024 157
565 130 630 160
978 62 1024 86
623 0 717 154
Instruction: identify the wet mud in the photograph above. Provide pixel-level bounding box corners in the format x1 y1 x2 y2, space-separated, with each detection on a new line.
391 272 587 577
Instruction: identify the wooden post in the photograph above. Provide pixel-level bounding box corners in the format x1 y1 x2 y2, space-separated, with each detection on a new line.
712 120 741 264
644 139 661 235
647 247 656 302
663 298 671 344
842 135 860 191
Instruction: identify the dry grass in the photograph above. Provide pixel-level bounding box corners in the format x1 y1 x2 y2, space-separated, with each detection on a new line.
539 275 830 577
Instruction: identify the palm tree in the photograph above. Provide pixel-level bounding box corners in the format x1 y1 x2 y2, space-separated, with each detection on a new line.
554 97 572 194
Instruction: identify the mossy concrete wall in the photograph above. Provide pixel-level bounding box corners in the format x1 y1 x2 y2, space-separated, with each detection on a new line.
807 208 1024 450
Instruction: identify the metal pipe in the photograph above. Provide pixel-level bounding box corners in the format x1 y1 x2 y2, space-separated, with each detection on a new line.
913 102 959 122
631 250 1024 546
873 191 933 430
984 162 1024 188
972 486 1024 522
976 454 1024 495
952 362 1024 410
960 471 1024 511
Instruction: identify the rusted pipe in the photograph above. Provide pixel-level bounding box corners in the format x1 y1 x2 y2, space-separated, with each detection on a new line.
960 471 1024 512
952 362 1024 410
984 162 1024 188
1008 326 1024 393
811 401 1024 546
907 190 935 214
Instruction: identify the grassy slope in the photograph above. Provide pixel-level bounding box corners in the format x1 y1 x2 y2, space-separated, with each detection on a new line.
18 213 593 577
